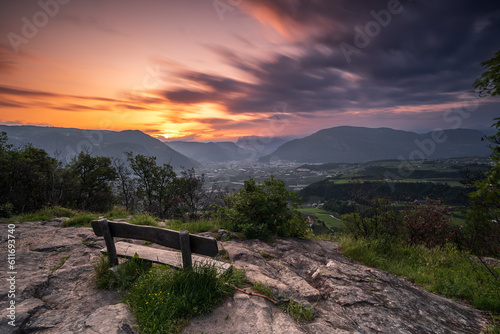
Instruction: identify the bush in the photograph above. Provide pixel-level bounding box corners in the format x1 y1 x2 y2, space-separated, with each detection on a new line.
403 198 458 248
0 203 14 218
341 198 402 240
216 176 309 240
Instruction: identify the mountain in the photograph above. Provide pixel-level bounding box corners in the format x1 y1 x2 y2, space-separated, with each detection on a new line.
235 136 293 157
0 125 198 169
166 141 254 162
259 126 492 163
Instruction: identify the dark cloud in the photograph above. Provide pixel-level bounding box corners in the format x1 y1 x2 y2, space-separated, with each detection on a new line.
0 100 23 108
0 85 58 97
159 0 500 128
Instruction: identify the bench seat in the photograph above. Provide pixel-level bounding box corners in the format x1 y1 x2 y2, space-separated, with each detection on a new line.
101 241 231 274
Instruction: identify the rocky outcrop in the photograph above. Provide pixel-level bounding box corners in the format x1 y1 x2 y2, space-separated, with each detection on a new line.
0 221 489 333
0 220 137 334
184 238 488 333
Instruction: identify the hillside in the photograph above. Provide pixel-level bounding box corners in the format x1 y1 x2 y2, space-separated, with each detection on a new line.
0 125 197 169
259 126 491 163
167 141 253 162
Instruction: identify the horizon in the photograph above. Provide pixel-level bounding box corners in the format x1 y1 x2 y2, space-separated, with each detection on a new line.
1 0 500 141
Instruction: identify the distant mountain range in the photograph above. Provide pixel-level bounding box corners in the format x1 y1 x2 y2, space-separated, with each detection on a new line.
259 126 492 163
0 125 197 169
235 136 293 156
1 125 493 166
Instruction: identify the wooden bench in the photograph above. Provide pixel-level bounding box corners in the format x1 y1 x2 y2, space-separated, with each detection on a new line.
91 219 231 274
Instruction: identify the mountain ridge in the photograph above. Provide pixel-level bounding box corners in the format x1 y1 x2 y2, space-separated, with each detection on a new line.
259 126 491 163
0 125 198 169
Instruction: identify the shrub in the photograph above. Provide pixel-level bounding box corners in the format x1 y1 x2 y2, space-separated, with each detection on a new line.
216 176 309 240
341 198 402 240
0 203 14 218
403 198 457 248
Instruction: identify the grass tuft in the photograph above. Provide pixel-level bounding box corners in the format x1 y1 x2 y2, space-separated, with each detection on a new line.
93 254 152 290
62 214 98 227
129 214 159 227
5 206 79 223
124 264 239 334
105 206 130 219
94 254 246 334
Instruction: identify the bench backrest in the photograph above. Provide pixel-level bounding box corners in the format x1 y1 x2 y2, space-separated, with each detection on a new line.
91 220 218 256
91 219 218 268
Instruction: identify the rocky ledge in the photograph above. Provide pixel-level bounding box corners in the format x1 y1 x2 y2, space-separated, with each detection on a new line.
0 220 489 333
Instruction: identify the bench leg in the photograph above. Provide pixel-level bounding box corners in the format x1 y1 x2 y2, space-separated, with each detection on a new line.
179 230 192 269
99 219 118 266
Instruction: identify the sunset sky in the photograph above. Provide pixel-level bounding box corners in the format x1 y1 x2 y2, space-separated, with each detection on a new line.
1 0 499 141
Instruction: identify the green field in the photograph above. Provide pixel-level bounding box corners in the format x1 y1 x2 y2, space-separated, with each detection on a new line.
300 207 343 229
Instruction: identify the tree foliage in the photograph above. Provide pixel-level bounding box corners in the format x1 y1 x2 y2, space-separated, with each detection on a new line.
216 176 308 240
462 50 500 257
67 152 117 212
474 49 500 97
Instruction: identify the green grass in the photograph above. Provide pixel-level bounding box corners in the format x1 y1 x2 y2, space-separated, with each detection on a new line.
125 264 245 334
339 235 500 313
62 214 98 227
129 214 159 227
94 254 247 334
300 208 343 229
166 219 221 234
93 254 152 290
4 206 79 223
105 206 130 219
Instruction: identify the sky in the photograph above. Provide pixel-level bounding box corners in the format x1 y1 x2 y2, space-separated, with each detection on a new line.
0 0 499 141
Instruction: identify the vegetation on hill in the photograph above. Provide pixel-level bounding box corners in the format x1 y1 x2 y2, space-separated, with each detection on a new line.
215 176 309 240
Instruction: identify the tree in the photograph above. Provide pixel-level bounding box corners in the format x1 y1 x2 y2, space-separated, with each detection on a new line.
474 49 500 97
177 168 205 220
217 176 308 240
127 153 157 213
68 152 117 212
113 158 137 212
126 153 177 218
463 50 500 256
0 135 61 215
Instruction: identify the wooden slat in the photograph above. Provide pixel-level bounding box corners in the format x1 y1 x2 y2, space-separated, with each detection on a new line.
91 220 218 257
102 242 231 274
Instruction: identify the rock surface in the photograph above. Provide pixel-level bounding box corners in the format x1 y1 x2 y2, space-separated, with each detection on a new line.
0 221 489 333
0 220 138 334
184 238 488 334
